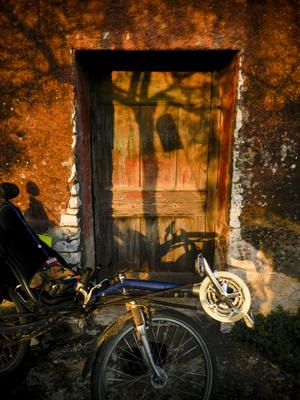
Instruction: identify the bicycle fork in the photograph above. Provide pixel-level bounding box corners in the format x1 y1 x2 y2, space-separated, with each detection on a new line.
129 302 168 388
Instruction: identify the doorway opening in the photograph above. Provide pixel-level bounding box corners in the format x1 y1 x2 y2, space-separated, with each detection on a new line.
75 50 239 280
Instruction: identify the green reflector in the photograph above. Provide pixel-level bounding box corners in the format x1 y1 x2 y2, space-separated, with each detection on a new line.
38 234 52 248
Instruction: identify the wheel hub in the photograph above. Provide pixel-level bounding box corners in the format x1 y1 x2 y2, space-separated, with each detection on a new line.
151 368 168 389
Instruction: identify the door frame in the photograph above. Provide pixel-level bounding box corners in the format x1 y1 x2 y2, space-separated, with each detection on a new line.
74 50 239 271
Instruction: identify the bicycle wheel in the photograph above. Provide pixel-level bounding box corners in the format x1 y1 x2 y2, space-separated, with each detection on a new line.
0 291 29 374
91 309 215 400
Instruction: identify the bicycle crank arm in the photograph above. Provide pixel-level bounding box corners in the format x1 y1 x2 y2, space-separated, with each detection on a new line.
243 312 254 328
197 255 253 326
201 256 229 299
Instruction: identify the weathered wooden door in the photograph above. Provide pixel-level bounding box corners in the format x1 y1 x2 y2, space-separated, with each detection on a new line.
91 70 219 275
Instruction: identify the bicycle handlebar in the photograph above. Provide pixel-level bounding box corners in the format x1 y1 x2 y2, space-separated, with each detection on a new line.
79 268 92 286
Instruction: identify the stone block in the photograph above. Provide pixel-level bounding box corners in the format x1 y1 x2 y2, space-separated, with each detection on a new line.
71 183 80 196
60 214 79 227
53 239 80 253
60 227 81 238
69 196 81 209
60 251 81 265
66 208 79 215
68 163 76 183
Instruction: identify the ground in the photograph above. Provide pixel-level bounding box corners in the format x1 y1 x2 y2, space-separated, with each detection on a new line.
0 303 297 400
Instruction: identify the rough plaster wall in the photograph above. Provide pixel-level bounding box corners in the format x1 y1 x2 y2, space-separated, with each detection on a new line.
227 58 300 314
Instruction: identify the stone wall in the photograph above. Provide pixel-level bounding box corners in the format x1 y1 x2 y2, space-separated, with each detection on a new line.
0 0 299 313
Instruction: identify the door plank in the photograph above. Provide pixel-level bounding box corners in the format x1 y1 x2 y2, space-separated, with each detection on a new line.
112 103 140 187
172 216 206 272
140 105 178 188
177 106 210 189
112 217 141 271
96 190 206 217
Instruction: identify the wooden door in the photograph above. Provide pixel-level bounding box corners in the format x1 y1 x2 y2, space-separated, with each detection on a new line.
91 70 219 275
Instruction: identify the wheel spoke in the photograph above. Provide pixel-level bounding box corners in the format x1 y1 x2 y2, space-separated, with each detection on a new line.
115 344 143 363
169 329 191 363
0 296 29 374
106 367 148 385
92 310 215 400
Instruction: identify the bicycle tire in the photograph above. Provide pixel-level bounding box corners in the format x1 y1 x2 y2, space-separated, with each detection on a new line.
0 290 29 374
91 308 215 400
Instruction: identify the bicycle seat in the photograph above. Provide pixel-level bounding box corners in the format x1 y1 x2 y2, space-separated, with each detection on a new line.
0 184 70 305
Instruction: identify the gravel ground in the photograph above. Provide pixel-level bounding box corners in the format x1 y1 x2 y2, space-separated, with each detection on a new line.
0 302 298 400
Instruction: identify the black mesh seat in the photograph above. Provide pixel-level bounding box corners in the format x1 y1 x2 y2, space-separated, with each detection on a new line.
0 183 67 300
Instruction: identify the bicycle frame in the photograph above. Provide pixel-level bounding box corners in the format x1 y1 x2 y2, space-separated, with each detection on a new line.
93 279 187 299
89 252 226 300
76 253 227 306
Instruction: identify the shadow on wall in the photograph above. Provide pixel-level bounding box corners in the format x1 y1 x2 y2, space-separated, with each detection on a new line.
156 113 183 152
23 181 53 233
98 220 216 280
227 223 300 315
